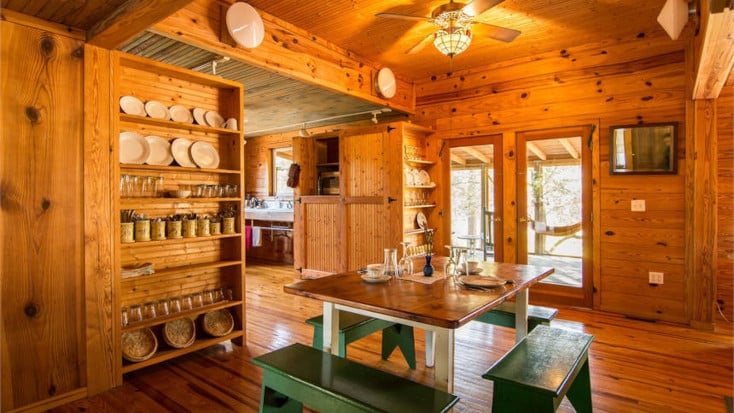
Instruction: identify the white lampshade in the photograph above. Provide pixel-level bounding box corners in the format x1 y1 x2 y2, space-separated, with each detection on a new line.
433 27 473 57
657 0 690 40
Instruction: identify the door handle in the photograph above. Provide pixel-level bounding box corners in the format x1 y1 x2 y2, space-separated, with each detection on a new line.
387 196 397 203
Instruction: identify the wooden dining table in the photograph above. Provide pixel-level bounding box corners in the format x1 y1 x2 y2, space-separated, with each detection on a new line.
284 261 554 392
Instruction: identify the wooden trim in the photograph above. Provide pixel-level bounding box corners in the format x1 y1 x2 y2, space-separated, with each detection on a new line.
0 8 85 39
692 0 734 99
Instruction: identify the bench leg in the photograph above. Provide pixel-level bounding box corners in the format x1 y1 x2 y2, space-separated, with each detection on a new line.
311 326 347 357
565 359 593 413
261 386 302 413
381 324 416 369
491 383 555 413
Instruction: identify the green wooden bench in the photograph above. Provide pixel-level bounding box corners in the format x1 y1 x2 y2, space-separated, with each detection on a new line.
475 302 558 332
253 343 459 413
306 312 417 369
482 325 594 413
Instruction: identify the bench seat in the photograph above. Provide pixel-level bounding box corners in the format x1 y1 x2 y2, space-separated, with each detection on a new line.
253 343 459 413
475 302 558 331
482 325 594 412
307 312 416 369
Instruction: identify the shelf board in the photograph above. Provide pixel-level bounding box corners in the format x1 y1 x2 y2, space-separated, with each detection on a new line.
404 228 434 235
121 260 243 284
119 113 241 136
120 232 241 248
122 300 243 332
121 329 244 374
119 164 241 175
405 185 436 189
121 197 241 207
404 204 436 209
404 158 434 165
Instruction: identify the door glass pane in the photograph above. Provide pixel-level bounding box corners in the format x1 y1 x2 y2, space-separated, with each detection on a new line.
449 144 495 261
525 137 582 287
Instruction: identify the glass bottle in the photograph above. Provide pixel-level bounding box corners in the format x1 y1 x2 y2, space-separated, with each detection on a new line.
382 248 399 278
398 241 413 277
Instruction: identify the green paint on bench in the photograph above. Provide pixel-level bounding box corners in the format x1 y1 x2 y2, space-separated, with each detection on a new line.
307 312 416 369
475 302 558 332
253 343 459 413
482 325 594 413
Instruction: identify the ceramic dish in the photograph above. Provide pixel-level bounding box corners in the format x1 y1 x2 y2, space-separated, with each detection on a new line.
119 132 150 164
121 328 158 362
416 211 427 229
361 274 391 284
144 100 170 120
204 110 225 128
192 108 207 125
119 95 145 116
171 138 196 167
169 105 193 123
226 2 265 48
459 275 506 288
190 141 220 169
404 167 414 185
418 170 431 185
144 135 173 166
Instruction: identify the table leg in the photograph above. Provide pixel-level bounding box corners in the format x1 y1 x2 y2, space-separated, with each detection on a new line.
322 302 340 355
425 330 435 367
514 289 529 342
432 328 454 393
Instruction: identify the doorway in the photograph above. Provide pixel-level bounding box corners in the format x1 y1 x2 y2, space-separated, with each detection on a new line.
517 126 593 307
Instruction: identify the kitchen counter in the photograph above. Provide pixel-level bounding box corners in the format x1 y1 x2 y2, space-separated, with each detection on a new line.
245 208 294 223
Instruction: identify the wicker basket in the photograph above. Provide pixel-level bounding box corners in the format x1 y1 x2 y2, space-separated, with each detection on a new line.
202 309 234 337
122 328 158 362
163 318 196 348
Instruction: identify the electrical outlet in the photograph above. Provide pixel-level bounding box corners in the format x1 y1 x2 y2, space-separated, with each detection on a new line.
649 271 664 284
631 200 646 212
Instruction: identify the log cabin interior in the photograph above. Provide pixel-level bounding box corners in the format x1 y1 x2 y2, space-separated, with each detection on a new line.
1 0 732 412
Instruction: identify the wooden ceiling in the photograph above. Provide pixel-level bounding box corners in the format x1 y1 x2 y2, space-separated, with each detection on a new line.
2 0 681 136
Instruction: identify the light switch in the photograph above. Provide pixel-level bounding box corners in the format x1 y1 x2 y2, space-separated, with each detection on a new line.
631 200 646 212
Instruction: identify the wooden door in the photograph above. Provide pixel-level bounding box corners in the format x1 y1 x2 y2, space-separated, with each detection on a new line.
1 21 86 410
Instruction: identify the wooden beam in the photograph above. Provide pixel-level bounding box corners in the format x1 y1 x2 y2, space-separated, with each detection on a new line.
86 0 195 49
450 152 466 165
151 0 414 115
693 1 734 99
526 141 547 160
463 147 492 164
559 138 580 159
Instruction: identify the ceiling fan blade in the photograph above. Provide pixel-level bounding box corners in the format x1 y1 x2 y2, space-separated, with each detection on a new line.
462 0 505 17
376 12 429 22
406 33 435 54
474 22 521 42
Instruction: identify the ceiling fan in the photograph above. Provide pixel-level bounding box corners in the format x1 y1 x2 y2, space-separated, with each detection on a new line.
376 0 520 57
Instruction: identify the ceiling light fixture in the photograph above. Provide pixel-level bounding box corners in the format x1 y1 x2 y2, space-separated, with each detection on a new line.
298 124 310 137
433 26 472 57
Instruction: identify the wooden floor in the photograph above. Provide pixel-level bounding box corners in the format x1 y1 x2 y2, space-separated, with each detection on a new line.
53 261 733 413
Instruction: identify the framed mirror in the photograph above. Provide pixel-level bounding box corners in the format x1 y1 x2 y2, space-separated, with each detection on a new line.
609 122 678 174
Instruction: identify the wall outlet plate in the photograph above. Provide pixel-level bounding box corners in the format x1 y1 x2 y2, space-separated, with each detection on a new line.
649 271 664 284
631 199 646 212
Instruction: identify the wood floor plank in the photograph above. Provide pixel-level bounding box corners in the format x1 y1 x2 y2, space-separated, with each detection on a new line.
51 260 733 413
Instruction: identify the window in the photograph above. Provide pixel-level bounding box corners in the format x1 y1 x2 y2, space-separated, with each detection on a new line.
272 147 294 196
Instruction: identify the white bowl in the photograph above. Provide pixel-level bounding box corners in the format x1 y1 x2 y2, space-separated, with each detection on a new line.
170 190 191 198
366 263 383 278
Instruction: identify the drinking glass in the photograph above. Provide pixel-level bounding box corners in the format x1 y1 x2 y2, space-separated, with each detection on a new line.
398 241 413 277
382 248 399 278
142 301 157 319
169 296 182 313
156 299 170 316
181 295 194 311
213 288 225 303
121 307 129 327
192 292 204 308
224 288 234 301
128 304 143 323
203 289 215 305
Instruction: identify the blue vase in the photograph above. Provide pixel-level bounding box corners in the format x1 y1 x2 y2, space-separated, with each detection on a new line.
423 255 434 277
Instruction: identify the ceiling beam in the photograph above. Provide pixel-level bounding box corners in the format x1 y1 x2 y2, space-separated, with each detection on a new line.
86 0 195 48
463 147 492 164
151 0 414 115
451 152 467 165
692 0 734 99
526 142 547 160
558 138 579 159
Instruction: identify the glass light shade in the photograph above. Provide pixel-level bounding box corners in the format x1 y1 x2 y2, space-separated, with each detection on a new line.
433 27 472 57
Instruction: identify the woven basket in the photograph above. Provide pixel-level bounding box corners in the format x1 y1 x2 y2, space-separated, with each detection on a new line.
202 309 234 337
122 328 158 362
163 318 196 348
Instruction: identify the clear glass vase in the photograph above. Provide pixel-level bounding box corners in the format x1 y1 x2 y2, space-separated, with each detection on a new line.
398 241 413 277
382 248 399 278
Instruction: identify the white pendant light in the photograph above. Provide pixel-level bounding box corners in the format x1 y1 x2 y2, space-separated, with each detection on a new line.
226 2 265 48
657 0 693 40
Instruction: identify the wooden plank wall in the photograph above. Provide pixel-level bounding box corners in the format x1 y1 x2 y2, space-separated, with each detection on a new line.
716 73 733 323
414 33 689 323
1 19 87 410
244 135 292 198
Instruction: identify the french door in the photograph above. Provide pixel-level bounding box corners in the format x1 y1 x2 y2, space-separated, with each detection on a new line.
517 126 593 307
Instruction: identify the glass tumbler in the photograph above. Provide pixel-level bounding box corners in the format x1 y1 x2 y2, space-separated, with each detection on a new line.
398 241 413 277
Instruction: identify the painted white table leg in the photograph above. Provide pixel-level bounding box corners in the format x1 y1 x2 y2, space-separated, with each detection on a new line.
322 301 340 355
432 328 454 393
424 329 435 367
515 289 529 342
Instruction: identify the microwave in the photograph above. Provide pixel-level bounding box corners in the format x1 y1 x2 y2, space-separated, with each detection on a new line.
318 171 339 195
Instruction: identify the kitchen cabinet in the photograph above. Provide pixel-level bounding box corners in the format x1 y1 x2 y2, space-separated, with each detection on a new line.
112 52 245 375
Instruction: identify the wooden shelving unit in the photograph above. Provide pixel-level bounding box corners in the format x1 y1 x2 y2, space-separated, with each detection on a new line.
112 51 245 379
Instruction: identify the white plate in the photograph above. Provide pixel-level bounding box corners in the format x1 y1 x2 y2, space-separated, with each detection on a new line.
404 167 414 186
190 141 220 169
119 96 145 116
204 111 225 128
416 212 427 229
169 105 193 123
192 108 207 125
171 138 196 167
119 132 150 164
144 136 173 166
418 170 431 185
459 275 506 288
145 100 170 120
361 274 391 284
226 2 265 48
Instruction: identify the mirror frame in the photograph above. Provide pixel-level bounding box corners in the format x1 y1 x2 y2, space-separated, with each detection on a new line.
609 122 678 175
